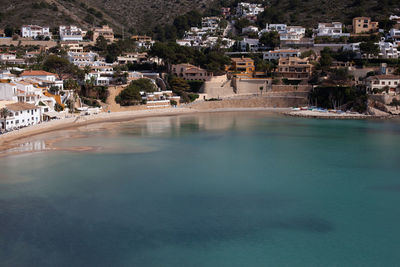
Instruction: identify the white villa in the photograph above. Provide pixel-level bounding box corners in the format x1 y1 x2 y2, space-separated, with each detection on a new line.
263 49 301 61
21 25 51 39
316 22 350 38
59 25 85 41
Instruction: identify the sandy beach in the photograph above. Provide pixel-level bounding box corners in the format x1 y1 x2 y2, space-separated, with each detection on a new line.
0 106 290 152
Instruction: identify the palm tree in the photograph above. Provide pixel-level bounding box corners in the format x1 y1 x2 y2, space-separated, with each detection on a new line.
0 108 11 131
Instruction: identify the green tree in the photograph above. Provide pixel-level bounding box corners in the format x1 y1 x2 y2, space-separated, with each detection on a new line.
259 31 280 49
43 55 71 80
0 108 11 131
359 41 379 57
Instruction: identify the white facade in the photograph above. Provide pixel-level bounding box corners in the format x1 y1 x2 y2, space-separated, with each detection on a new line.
366 75 400 94
0 102 41 131
21 25 51 39
343 42 361 52
202 17 220 29
242 26 259 34
316 22 350 37
378 41 399 59
265 24 287 34
237 2 264 17
263 49 301 61
59 25 84 41
240 38 259 51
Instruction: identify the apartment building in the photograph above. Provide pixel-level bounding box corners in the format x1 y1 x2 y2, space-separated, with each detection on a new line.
275 57 312 80
352 17 379 34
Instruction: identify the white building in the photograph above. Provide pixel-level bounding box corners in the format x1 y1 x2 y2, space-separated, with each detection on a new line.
67 51 102 67
263 49 301 61
0 102 41 131
202 17 220 29
264 24 287 34
59 25 84 41
389 28 400 42
366 75 400 94
237 2 264 17
21 25 51 39
378 41 399 59
242 26 259 34
343 42 361 52
239 38 260 52
316 22 350 38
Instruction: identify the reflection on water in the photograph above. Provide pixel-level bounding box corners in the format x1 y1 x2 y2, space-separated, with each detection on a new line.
5 140 48 154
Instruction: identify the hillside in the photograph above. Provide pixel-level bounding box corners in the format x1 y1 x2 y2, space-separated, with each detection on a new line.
0 0 399 35
257 0 400 27
0 0 214 34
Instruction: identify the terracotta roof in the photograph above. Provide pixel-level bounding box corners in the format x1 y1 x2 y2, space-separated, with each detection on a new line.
368 75 400 80
21 70 56 76
6 102 37 111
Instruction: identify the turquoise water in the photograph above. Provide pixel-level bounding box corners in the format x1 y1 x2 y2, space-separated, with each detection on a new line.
1 112 400 267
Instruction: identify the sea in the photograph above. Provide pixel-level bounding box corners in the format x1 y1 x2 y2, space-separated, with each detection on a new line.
0 111 400 267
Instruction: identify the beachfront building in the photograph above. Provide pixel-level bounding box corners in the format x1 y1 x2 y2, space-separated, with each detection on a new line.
275 57 312 80
366 75 400 94
92 25 114 43
352 17 379 34
59 25 85 41
21 25 51 39
263 49 301 61
0 102 41 131
172 64 213 81
20 70 64 90
316 22 350 38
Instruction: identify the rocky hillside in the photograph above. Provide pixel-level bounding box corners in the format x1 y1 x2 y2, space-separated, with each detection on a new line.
0 0 214 33
0 0 399 34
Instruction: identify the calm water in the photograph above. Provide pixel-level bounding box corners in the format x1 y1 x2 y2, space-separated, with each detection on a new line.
0 112 400 267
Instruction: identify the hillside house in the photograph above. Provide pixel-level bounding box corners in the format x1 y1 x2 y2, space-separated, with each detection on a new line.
172 64 212 81
275 57 312 80
352 17 379 34
21 25 51 39
263 49 301 61
230 57 255 74
59 25 85 41
316 22 350 38
92 25 114 43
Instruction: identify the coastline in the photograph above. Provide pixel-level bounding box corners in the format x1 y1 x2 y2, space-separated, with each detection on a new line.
285 110 394 120
0 107 288 152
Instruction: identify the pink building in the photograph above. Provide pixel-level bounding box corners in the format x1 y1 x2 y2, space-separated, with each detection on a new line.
172 64 213 81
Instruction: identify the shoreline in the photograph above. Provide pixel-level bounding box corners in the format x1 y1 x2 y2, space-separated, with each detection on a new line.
0 107 288 152
285 110 394 120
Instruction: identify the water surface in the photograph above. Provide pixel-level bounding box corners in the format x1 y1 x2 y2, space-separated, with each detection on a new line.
0 112 400 267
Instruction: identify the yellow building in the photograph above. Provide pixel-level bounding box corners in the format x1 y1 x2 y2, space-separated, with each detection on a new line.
352 17 379 34
230 57 255 73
